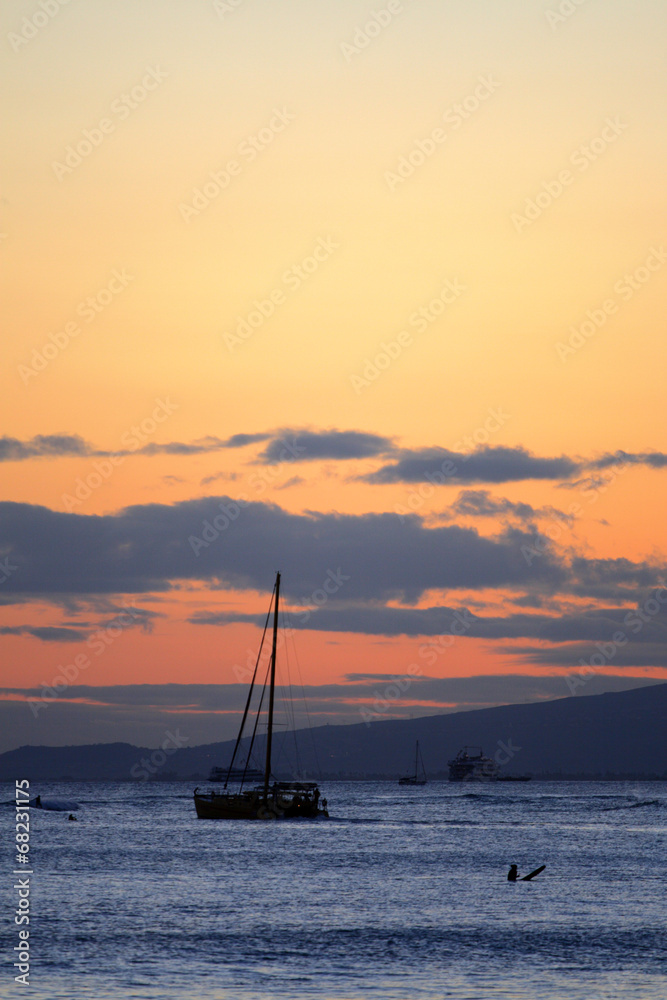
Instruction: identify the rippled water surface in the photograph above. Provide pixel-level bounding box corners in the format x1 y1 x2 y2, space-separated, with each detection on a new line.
2 780 666 999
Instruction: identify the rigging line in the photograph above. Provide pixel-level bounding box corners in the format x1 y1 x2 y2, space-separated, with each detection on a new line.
281 610 302 778
244 656 272 785
279 613 296 734
284 608 323 781
224 582 275 789
265 606 299 781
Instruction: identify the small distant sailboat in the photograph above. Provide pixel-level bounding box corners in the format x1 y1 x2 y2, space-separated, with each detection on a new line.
193 572 328 820
398 740 428 786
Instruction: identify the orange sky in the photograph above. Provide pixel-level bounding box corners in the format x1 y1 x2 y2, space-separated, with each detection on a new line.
1 0 666 750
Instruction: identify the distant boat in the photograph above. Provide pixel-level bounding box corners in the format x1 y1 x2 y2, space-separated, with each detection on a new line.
447 746 499 782
398 740 428 786
193 572 328 820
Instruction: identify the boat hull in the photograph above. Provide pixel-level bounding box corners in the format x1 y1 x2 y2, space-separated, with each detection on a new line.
193 784 327 820
447 747 499 782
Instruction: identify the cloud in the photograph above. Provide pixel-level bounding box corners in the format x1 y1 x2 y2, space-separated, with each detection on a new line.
0 434 92 462
200 471 242 486
567 557 667 600
3 676 661 720
362 445 581 485
98 606 159 633
441 489 574 525
0 432 234 462
0 603 158 642
0 683 250 709
221 433 272 448
3 433 666 495
0 428 393 465
190 599 667 644
134 436 229 457
0 624 87 642
275 476 304 490
1 498 665 614
0 675 627 709
256 429 394 464
508 643 667 668
0 498 573 604
589 450 667 471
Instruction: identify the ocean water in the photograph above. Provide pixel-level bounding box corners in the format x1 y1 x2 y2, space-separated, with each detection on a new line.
2 780 666 1000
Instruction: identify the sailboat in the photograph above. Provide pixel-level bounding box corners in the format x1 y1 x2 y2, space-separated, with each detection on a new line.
398 740 428 786
193 572 328 820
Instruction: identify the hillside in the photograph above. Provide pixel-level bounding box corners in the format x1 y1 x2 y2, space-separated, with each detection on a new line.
1 682 666 781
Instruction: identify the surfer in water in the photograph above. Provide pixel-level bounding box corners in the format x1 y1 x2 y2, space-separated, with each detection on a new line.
507 863 546 881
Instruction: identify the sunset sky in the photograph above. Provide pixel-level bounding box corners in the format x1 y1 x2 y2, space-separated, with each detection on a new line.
1 0 666 754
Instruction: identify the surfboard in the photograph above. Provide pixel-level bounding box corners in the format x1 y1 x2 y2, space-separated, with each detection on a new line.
31 797 80 812
521 865 545 881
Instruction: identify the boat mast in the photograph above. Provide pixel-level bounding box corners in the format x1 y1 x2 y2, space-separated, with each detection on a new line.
263 571 280 800
415 741 419 778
